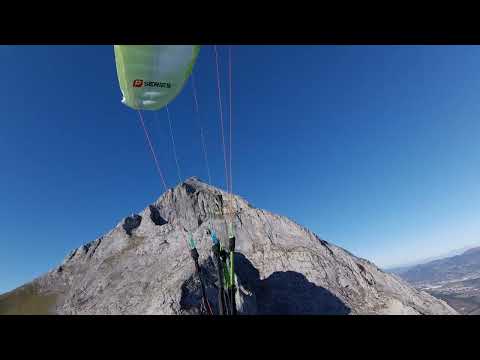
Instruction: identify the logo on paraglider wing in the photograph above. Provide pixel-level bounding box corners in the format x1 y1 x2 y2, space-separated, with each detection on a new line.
132 79 172 89
133 79 144 88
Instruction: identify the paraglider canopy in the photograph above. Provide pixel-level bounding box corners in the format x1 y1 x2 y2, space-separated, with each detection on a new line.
114 45 200 111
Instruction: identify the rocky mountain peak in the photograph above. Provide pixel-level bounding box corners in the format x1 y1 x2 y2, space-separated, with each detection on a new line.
0 178 457 315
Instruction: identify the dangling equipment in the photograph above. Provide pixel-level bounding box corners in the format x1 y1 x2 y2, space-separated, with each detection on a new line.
226 222 237 315
210 229 229 315
187 234 213 315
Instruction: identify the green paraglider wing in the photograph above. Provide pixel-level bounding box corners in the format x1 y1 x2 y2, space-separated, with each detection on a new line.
114 45 200 111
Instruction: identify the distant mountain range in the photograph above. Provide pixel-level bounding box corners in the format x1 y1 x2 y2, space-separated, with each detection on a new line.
391 246 480 284
390 246 480 314
386 245 480 274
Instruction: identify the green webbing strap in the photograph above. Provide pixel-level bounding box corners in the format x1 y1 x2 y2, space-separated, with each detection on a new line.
187 233 196 250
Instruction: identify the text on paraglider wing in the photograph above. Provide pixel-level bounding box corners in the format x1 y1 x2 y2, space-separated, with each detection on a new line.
132 79 171 89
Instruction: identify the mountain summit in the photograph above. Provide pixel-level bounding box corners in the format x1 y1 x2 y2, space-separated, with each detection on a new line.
0 177 456 315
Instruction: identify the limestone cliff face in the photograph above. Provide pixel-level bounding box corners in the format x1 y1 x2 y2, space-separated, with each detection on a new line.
0 177 457 315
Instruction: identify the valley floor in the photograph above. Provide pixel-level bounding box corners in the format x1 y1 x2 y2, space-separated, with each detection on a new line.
421 277 480 315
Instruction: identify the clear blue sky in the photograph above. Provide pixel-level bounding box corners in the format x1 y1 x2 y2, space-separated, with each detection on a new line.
1 45 480 293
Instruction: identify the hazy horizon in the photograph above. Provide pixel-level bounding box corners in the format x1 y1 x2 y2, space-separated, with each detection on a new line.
382 242 480 269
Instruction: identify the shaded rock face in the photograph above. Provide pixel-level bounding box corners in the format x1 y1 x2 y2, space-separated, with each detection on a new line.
149 205 167 226
0 177 457 315
122 215 142 236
